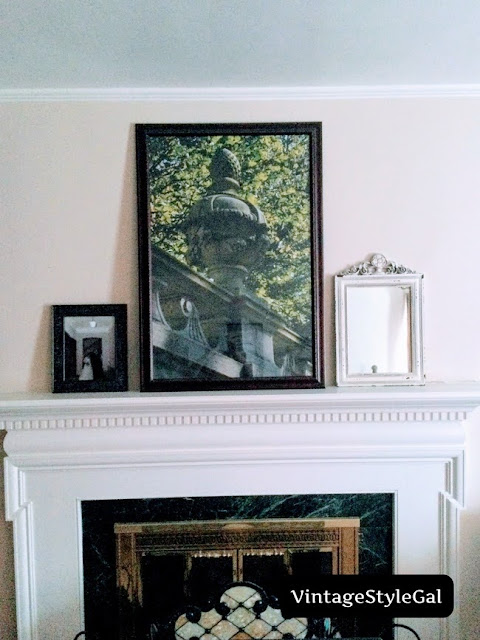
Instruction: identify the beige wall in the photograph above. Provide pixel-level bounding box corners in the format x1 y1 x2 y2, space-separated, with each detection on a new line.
1 97 480 637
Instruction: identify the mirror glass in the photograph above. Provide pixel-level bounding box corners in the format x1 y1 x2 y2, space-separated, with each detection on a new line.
346 285 412 375
335 254 424 386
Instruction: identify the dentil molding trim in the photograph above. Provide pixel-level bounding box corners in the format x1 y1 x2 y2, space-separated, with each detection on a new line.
1 84 480 103
0 386 475 499
1 384 480 430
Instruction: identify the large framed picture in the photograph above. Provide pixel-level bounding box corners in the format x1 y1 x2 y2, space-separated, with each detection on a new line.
52 304 128 392
136 122 323 391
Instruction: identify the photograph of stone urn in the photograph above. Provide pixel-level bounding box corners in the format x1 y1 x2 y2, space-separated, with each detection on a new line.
136 123 323 391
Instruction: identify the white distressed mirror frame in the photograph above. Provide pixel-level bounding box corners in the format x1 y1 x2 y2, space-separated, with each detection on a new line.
335 254 425 386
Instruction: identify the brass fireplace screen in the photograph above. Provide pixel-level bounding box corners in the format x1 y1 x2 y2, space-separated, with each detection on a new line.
115 518 359 640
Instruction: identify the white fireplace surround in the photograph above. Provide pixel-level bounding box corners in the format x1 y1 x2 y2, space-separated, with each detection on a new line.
2 384 480 640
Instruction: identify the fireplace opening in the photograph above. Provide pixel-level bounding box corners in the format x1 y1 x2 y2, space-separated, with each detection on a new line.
81 494 393 640
116 518 359 638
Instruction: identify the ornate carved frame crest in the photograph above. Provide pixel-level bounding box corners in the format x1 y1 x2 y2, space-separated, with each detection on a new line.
335 254 425 387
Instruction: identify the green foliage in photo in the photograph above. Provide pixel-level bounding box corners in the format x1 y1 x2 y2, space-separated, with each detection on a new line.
146 133 313 333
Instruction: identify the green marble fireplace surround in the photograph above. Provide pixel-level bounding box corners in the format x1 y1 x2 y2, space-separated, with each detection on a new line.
82 493 393 638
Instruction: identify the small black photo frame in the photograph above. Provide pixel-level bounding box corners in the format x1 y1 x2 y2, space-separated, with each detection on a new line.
136 122 323 392
52 304 128 393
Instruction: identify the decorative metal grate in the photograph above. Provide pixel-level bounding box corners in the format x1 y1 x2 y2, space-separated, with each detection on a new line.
175 583 309 640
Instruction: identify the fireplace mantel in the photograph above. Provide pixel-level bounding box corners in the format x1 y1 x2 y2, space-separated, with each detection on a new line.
2 384 480 427
2 383 480 640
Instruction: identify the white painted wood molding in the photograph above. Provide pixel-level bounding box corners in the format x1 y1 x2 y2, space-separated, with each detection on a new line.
2 84 480 103
2 383 479 640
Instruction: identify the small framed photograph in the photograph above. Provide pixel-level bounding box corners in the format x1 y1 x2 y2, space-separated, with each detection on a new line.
136 122 323 392
52 304 128 393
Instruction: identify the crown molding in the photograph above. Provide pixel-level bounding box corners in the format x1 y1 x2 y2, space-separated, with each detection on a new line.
1 84 480 103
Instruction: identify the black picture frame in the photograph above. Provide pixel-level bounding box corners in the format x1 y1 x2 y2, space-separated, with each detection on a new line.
52 304 128 393
136 122 323 391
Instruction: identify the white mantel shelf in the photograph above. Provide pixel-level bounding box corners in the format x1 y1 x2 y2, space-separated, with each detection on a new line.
1 383 480 428
2 383 478 480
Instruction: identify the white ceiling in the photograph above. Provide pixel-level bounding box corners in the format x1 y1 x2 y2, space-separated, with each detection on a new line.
2 0 480 91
